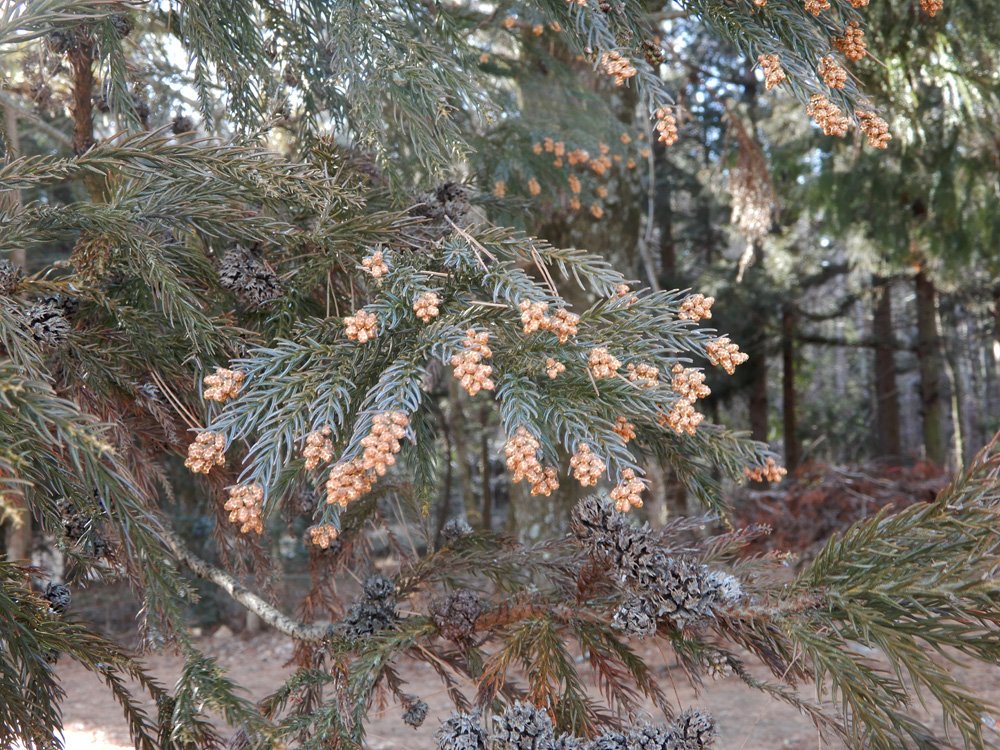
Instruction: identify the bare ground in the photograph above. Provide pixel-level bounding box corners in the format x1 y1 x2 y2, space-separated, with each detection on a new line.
52 631 1000 749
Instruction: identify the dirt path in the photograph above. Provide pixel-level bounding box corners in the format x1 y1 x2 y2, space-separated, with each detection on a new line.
54 632 1000 749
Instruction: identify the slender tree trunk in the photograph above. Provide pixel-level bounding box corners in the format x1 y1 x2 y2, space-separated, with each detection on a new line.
479 405 493 533
992 283 1000 407
447 382 479 526
872 276 901 457
432 405 454 543
781 305 799 472
748 346 769 443
915 268 947 465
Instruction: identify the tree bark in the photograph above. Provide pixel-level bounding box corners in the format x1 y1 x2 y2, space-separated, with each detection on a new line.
781 305 799 472
872 276 901 458
479 405 493 533
748 346 769 443
915 268 947 465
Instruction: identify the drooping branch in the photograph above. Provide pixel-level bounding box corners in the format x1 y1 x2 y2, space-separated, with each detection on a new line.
162 527 335 643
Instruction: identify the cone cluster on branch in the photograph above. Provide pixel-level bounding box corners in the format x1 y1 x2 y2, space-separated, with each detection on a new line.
0 259 23 295
744 457 788 483
627 362 660 388
588 347 621 379
306 523 339 549
203 367 244 402
430 589 483 642
361 249 389 280
302 426 334 470
414 291 441 322
450 329 495 396
224 483 264 534
344 309 379 342
218 247 283 306
572 496 742 630
504 427 560 496
326 411 409 506
599 51 637 86
184 431 226 474
570 444 606 487
654 107 679 146
678 294 714 321
518 300 581 343
757 54 786 91
341 574 398 640
705 336 749 374
833 21 867 61
806 95 850 137
437 702 716 750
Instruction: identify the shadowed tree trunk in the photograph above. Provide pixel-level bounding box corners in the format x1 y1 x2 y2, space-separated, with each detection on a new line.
781 304 799 472
872 276 901 458
915 267 946 465
479 405 493 532
748 348 768 443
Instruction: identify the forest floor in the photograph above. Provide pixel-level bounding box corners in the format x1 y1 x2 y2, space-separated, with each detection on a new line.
55 630 1000 749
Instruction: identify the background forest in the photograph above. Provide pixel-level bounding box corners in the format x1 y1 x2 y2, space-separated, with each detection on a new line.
1 0 999 748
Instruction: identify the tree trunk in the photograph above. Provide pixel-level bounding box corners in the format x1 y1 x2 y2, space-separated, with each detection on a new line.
872 276 901 458
479 405 493 533
781 305 799 472
432 404 454 543
447 382 479 527
915 268 947 465
748 347 769 443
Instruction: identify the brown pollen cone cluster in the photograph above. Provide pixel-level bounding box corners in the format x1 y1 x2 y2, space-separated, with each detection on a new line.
325 411 409 506
600 51 637 85
660 365 711 435
833 22 867 61
413 292 441 322
570 443 606 486
807 95 851 137
361 250 389 280
344 309 379 342
678 293 714 321
203 368 244 402
307 523 339 549
758 54 786 91
588 347 621 379
450 329 495 396
303 426 334 470
745 457 788 483
706 336 749 374
504 427 560 496
224 483 264 534
610 468 645 512
185 431 226 474
654 107 678 146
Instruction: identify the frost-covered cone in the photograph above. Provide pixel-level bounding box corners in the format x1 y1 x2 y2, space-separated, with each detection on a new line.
430 589 482 642
585 730 628 749
25 300 72 345
437 711 488 750
56 497 90 541
648 558 720 628
611 595 657 638
363 574 395 601
626 724 674 750
570 496 627 552
553 734 584 750
44 583 71 615
218 246 283 306
403 699 429 728
669 709 716 749
441 517 473 545
0 258 23 295
416 181 472 226
706 571 743 606
341 575 397 639
493 701 556 750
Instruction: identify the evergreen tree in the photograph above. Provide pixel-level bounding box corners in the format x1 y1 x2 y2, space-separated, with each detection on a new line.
1 1 999 749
